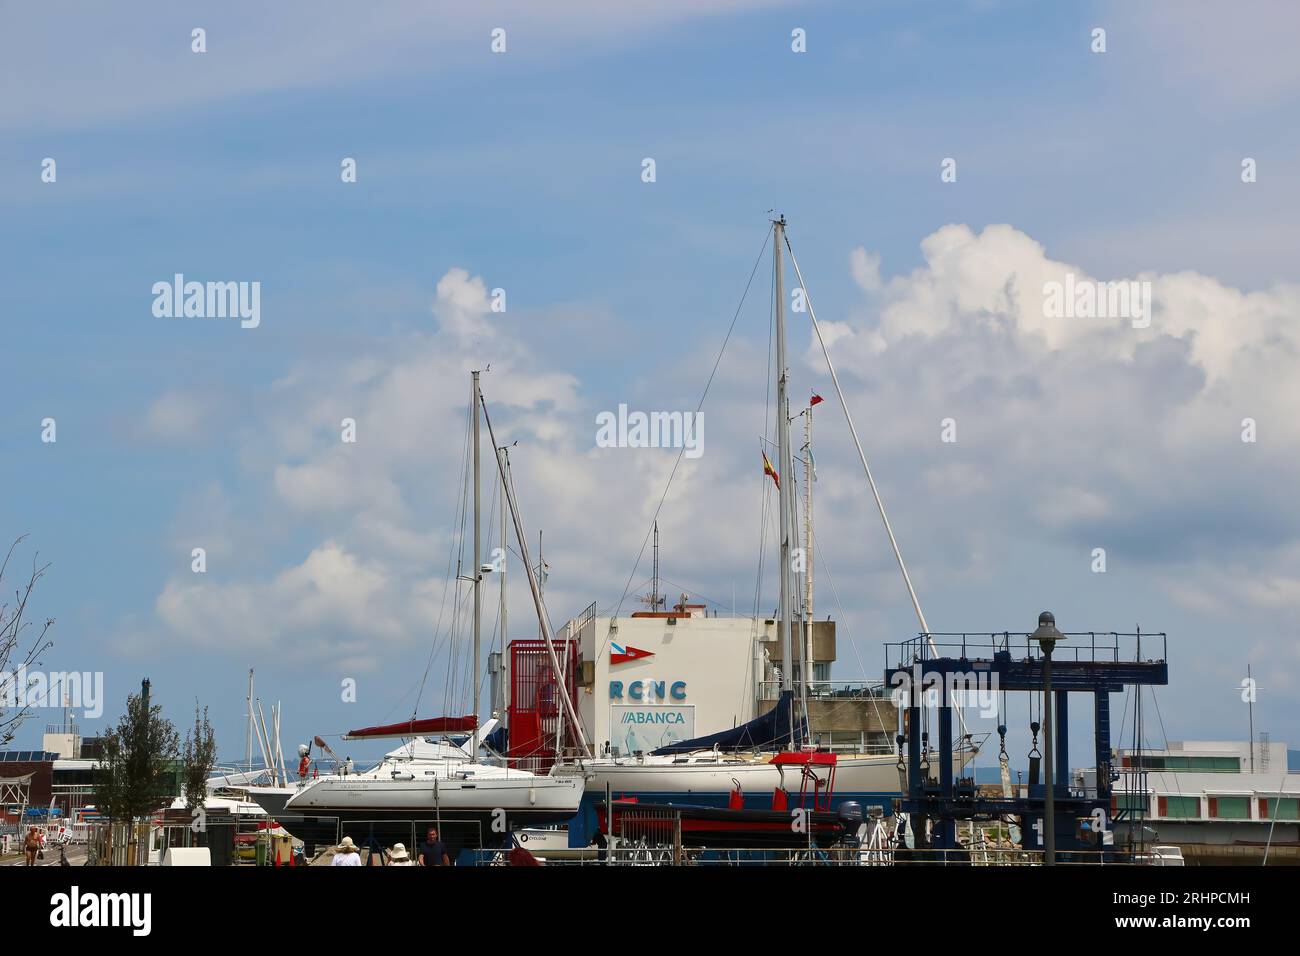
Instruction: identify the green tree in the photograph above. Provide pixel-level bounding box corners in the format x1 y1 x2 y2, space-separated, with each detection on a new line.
95 686 179 825
180 703 218 813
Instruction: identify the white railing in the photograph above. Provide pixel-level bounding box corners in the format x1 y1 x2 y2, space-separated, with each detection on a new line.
470 844 1134 866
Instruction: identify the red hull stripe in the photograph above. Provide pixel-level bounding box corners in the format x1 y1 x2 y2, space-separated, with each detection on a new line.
344 715 477 738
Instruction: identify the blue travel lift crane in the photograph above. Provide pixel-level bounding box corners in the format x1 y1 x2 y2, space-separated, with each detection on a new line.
884 612 1168 863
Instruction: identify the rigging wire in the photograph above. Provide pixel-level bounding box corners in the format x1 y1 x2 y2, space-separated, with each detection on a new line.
410 396 473 722
784 228 970 745
808 520 870 688
445 426 474 719
750 243 778 665
598 226 772 662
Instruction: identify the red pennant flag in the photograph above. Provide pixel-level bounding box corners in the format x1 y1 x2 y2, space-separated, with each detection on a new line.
611 643 654 665
810 393 825 406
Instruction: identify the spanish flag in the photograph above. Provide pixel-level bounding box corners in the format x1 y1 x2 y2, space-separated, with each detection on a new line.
762 451 780 489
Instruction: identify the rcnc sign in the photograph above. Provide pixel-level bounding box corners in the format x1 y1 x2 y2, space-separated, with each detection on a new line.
609 679 687 701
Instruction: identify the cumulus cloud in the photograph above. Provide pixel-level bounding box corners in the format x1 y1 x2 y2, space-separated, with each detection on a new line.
130 235 1300 706
850 247 882 294
134 265 666 672
154 542 434 668
820 223 1300 609
138 391 216 443
849 223 1300 387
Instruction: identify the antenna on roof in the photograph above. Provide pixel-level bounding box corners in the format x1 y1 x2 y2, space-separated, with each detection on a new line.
639 522 666 611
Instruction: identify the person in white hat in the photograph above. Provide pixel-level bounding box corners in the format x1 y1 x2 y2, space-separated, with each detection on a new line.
331 836 362 866
389 843 413 866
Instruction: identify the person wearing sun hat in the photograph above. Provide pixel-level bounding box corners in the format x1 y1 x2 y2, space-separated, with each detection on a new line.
389 843 413 866
331 836 362 866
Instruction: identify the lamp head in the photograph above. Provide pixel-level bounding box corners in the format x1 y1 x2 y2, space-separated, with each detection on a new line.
1030 610 1064 649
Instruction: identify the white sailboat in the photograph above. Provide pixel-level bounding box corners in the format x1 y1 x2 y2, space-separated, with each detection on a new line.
272 373 585 856
581 748 906 802
574 217 976 820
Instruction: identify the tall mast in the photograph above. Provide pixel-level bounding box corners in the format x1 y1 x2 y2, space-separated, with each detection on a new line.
497 446 509 716
471 370 482 762
785 232 972 742
773 216 796 745
246 668 254 774
803 404 815 703
480 398 592 757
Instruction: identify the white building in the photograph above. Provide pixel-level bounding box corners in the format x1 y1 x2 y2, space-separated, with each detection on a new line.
1080 739 1300 862
501 599 893 765
573 604 770 754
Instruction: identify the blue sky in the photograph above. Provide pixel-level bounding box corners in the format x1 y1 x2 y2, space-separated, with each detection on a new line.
2 1 1298 771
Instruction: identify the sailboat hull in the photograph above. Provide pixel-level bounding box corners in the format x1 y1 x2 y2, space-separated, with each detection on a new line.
582 752 904 798
276 773 585 858
565 751 971 846
598 801 849 849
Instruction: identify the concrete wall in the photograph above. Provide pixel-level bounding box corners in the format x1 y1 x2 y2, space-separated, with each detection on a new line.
762 620 837 671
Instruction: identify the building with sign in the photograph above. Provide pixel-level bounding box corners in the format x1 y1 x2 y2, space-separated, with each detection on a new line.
502 597 895 767
1078 739 1300 863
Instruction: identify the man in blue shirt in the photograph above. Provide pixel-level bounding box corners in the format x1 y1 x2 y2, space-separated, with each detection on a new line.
417 827 450 866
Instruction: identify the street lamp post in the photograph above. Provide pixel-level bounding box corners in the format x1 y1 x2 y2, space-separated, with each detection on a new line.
1030 611 1064 865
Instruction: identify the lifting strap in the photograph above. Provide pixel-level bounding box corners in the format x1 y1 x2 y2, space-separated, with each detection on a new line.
997 723 1012 798
1027 720 1042 787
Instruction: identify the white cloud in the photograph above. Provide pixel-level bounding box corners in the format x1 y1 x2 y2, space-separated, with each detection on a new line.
1110 0 1300 106
131 237 1300 700
139 391 214 443
1 1 794 132
154 541 431 668
850 247 882 294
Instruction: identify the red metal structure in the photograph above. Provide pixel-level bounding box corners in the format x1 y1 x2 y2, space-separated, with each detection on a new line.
507 639 579 772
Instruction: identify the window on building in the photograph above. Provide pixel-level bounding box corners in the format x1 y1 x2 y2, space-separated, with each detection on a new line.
1162 796 1200 818
1261 798 1300 821
1133 755 1240 772
1115 793 1148 814
1209 796 1250 819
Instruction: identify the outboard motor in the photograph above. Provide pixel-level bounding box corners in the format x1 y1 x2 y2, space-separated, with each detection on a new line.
837 800 864 844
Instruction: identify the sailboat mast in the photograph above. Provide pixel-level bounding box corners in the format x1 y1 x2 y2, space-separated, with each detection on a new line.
498 446 509 716
246 668 253 774
480 398 592 757
773 217 796 736
803 404 814 700
472 370 482 762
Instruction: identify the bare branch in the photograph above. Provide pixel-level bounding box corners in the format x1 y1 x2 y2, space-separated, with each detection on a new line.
0 535 56 746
